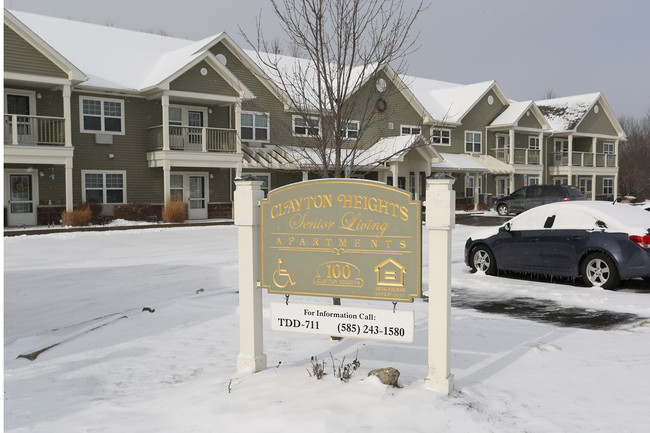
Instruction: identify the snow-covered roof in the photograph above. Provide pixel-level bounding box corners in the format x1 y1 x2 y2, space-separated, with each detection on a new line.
432 153 487 172
535 93 601 132
406 78 503 124
490 101 549 130
8 10 251 96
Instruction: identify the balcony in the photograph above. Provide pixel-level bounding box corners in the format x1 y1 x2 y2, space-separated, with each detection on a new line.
550 152 616 168
492 148 541 165
4 114 65 146
148 125 237 153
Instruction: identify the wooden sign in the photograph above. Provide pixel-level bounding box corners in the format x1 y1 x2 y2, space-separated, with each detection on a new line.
261 179 421 302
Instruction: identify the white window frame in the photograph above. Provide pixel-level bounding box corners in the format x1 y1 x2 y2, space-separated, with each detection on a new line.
400 125 421 136
431 128 451 146
528 176 540 186
80 96 125 134
169 105 208 127
293 115 320 137
340 120 359 139
82 170 127 204
603 142 614 154
465 131 482 153
603 178 614 195
241 111 270 142
553 177 568 185
528 136 540 150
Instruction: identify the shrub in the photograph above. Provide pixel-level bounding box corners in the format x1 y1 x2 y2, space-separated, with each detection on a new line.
61 207 92 226
162 198 187 223
114 203 159 222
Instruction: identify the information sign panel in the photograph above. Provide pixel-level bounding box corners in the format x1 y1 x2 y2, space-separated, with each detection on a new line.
261 179 421 302
270 302 414 343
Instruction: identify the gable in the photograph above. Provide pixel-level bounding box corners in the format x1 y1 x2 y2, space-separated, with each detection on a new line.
169 61 239 97
4 24 67 79
462 88 507 129
576 103 618 136
518 109 544 129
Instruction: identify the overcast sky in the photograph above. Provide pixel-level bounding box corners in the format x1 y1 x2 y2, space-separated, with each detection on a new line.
7 0 650 118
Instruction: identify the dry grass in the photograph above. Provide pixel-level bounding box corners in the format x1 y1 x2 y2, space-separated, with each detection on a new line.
162 198 188 223
61 207 92 226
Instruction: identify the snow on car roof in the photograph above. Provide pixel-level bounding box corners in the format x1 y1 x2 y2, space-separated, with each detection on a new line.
510 201 650 235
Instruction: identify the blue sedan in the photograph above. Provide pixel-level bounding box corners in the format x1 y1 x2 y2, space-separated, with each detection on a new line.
465 201 650 289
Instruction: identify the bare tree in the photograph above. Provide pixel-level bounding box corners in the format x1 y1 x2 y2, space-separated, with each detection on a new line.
242 0 427 178
618 111 650 199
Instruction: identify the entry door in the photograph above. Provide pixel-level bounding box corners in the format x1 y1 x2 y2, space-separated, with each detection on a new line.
7 173 37 226
188 175 207 219
5 93 33 143
187 110 204 151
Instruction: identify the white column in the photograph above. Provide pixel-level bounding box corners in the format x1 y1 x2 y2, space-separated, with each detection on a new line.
65 156 73 211
63 84 72 147
235 179 267 373
235 102 242 153
391 164 399 187
302 171 309 181
163 161 171 203
162 94 170 151
509 129 515 164
424 177 455 394
538 132 544 168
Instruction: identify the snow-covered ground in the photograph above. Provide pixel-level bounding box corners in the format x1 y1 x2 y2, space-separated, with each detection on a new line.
4 223 650 432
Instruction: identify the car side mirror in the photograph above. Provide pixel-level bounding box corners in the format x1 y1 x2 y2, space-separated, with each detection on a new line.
501 222 511 232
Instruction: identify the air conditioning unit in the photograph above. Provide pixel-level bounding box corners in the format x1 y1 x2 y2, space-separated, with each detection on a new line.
95 134 113 144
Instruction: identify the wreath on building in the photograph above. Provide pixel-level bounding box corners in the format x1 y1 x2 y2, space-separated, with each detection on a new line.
376 99 387 113
13 179 28 193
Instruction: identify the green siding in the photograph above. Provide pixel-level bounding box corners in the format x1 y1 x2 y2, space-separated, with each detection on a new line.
4 25 67 78
518 110 543 129
454 89 507 154
170 61 239 97
577 105 618 136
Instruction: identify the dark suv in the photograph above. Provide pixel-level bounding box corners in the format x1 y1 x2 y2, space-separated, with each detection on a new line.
495 185 584 216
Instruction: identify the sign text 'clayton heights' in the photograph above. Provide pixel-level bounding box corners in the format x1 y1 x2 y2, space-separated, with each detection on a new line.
260 179 421 302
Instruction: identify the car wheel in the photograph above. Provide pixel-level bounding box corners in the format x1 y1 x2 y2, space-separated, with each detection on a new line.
471 245 497 275
496 203 509 216
581 253 620 289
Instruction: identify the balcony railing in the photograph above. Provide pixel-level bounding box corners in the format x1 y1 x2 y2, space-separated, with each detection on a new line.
148 125 237 152
4 114 65 146
550 152 616 168
492 148 541 165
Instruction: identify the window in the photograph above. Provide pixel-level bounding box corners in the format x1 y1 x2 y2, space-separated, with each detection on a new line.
241 112 269 141
340 121 359 139
603 142 614 154
465 176 475 198
603 178 613 195
401 125 421 136
170 174 184 201
242 172 270 197
465 131 482 153
579 178 592 196
431 128 451 145
81 97 124 133
293 116 319 137
527 176 540 186
83 171 126 204
528 136 540 150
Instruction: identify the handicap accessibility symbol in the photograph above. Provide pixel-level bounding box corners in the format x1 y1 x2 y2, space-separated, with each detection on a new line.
273 258 296 288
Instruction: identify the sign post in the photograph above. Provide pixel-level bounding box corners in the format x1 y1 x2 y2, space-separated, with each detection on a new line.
234 179 267 372
424 177 455 394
